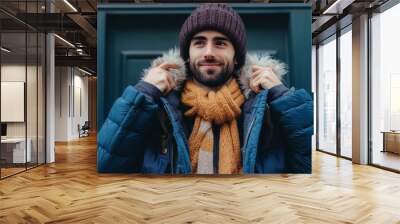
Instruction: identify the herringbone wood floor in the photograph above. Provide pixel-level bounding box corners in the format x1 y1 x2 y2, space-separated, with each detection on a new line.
1 135 400 224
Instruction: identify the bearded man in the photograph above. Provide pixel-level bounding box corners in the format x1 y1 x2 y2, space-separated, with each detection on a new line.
97 3 313 174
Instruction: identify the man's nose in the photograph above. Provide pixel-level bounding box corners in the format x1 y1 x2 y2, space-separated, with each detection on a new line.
204 43 216 59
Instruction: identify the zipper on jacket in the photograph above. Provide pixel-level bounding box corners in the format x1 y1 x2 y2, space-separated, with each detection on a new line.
160 97 192 174
158 100 174 174
243 94 270 172
243 90 269 152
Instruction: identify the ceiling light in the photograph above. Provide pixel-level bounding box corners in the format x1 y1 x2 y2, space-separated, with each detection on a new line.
54 34 75 48
323 0 344 15
78 67 93 76
1 47 11 53
63 0 78 12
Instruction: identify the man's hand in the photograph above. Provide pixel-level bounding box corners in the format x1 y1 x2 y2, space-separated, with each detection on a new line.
249 65 282 93
143 62 179 95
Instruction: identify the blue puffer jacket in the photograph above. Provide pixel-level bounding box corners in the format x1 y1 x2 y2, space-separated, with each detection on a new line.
97 50 313 174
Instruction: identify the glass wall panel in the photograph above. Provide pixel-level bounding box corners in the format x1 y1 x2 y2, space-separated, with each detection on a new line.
0 1 46 179
317 35 337 154
26 0 39 169
38 32 45 165
1 30 28 177
27 30 38 169
371 3 400 171
339 28 352 158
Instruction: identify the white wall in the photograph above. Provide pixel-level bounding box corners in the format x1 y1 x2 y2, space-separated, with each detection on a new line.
1 65 40 138
54 67 89 141
1 65 26 81
1 63 46 164
72 72 89 138
55 67 69 141
1 65 27 140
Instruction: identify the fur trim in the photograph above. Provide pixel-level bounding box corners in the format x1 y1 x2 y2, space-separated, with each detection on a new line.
142 48 187 91
238 53 287 98
143 48 287 97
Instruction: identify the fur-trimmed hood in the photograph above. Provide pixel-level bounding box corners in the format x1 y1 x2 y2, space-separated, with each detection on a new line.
143 48 288 98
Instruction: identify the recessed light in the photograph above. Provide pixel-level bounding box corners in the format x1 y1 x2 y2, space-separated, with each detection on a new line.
63 0 78 12
1 47 11 53
78 67 93 76
54 34 75 48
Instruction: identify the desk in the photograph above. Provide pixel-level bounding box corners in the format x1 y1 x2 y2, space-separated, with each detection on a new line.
1 138 31 163
381 131 400 154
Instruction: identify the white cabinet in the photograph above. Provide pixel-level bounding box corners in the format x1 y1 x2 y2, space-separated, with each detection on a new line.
1 138 32 163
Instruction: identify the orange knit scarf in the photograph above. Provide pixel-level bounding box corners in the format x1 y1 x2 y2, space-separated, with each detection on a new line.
181 79 245 174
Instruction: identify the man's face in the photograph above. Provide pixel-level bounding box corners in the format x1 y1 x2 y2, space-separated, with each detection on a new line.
188 30 236 87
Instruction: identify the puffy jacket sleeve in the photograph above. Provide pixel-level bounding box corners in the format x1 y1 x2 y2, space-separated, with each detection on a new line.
97 85 159 173
269 89 313 173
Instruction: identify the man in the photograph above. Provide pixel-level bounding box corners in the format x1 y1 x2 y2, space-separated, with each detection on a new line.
97 3 313 174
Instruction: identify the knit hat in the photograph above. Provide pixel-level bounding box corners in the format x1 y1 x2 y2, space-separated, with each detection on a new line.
179 3 247 69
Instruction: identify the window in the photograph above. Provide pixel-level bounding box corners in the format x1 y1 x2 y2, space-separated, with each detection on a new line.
371 2 400 171
339 27 352 158
317 35 337 154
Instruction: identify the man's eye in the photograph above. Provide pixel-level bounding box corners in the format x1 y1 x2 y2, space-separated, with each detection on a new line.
215 41 226 46
193 41 204 46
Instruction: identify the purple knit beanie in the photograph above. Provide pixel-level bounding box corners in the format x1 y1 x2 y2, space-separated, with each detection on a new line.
179 3 247 69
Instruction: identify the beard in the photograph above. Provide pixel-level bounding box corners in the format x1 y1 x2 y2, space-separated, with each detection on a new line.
189 58 235 87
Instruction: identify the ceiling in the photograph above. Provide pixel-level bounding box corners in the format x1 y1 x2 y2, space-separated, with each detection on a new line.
1 0 97 73
0 0 392 75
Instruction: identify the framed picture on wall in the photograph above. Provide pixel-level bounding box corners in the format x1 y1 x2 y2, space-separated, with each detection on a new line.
1 81 25 123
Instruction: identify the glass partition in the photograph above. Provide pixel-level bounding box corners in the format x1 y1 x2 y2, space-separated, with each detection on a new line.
317 35 337 155
0 1 46 179
1 30 28 177
339 27 352 158
371 3 400 171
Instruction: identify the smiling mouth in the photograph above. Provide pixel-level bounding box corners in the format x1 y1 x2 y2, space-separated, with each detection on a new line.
199 63 222 67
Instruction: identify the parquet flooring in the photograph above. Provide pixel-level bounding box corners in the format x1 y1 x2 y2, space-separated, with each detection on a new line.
1 167 26 178
1 135 400 223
